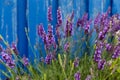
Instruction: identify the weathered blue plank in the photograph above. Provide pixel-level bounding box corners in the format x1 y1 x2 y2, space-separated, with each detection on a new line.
0 0 17 44
58 0 73 24
112 0 120 14
51 0 58 34
0 0 17 79
17 0 28 57
73 0 87 18
27 0 49 62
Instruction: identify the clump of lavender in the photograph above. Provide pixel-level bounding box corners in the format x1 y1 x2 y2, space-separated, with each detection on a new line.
1 51 15 68
22 56 29 66
74 71 81 80
47 6 52 22
73 57 79 68
38 23 57 51
57 7 62 26
46 24 57 50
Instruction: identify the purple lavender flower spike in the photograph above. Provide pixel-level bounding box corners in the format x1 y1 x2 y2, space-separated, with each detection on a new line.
106 43 112 51
22 56 29 66
94 47 102 62
98 31 105 40
84 20 92 34
11 43 18 55
64 42 70 52
47 6 52 22
73 57 79 68
6 60 15 68
77 13 88 27
38 23 45 38
112 45 120 59
98 59 106 70
1 51 15 68
1 51 12 62
45 53 52 64
74 71 81 80
94 13 101 26
65 20 73 37
57 7 62 26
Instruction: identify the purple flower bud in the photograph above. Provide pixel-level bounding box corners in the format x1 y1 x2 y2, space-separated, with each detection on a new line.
73 57 79 68
98 59 106 70
47 6 52 22
74 71 81 80
22 56 29 66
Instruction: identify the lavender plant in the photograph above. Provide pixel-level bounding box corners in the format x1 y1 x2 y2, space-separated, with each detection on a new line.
0 6 120 80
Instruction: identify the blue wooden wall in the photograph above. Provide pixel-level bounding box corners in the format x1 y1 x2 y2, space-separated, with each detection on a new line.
0 0 120 79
